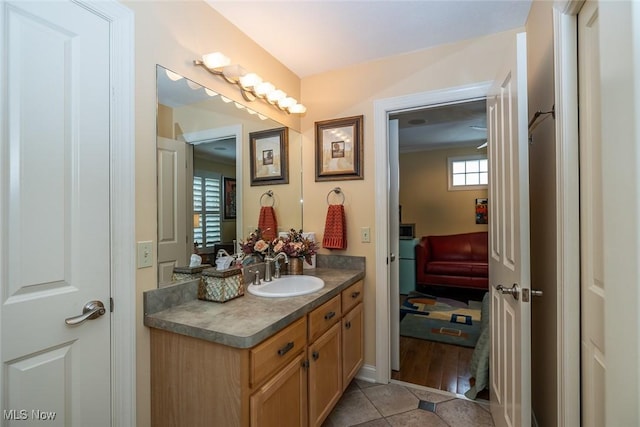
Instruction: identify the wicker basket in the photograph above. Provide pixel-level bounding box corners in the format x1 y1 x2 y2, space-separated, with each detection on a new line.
198 267 245 302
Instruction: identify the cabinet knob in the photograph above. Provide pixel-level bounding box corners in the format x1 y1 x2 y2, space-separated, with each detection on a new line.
345 321 352 329
312 351 320 361
351 291 361 299
324 311 336 320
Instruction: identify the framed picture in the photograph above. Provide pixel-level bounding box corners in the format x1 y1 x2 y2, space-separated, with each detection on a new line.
475 198 488 224
315 115 364 181
223 177 237 220
249 127 289 186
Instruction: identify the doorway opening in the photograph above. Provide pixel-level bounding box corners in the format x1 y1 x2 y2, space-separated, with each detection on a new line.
372 81 492 390
388 99 489 398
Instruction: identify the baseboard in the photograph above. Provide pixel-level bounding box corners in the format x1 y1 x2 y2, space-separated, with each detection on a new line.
355 364 377 384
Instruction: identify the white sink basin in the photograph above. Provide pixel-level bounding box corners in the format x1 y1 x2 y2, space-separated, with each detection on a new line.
247 276 325 298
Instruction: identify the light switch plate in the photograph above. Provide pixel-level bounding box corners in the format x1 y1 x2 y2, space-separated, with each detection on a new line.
361 227 371 243
137 241 153 269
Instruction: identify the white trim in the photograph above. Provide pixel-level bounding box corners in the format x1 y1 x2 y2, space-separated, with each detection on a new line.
355 364 377 384
553 4 581 427
79 0 137 425
373 82 492 383
182 125 243 244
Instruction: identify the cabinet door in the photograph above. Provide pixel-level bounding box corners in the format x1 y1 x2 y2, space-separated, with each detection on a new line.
308 322 342 427
342 303 364 390
250 352 307 427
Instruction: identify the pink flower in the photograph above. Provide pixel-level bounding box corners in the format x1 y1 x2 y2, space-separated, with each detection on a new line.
273 240 285 253
253 240 269 253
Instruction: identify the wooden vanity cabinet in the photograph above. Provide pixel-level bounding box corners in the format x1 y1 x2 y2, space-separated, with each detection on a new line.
341 280 364 390
308 296 342 427
250 352 308 427
342 302 364 389
150 280 365 427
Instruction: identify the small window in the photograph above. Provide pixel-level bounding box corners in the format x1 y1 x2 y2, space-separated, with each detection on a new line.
193 174 222 247
448 155 488 191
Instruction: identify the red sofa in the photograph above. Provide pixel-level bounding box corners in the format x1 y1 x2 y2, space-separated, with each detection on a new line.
415 232 488 290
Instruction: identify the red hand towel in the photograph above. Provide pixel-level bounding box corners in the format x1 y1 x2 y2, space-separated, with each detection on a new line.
323 204 347 249
258 206 278 241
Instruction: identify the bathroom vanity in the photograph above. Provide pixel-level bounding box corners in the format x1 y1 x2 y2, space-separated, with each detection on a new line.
144 265 365 427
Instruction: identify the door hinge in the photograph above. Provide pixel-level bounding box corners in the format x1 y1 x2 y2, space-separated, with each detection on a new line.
110 297 114 313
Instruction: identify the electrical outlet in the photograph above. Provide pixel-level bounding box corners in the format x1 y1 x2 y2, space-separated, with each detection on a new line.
361 227 371 243
137 241 153 269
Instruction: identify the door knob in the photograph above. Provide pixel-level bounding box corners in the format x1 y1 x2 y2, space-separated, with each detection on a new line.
496 284 520 300
390 253 396 262
65 300 106 325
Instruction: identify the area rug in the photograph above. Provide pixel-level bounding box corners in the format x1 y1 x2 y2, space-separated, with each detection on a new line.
399 291 484 348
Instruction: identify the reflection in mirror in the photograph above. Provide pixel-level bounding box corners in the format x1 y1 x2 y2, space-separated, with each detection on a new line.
156 65 302 287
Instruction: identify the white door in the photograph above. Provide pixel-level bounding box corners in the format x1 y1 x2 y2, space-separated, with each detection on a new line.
388 119 400 371
1 1 112 424
157 136 188 285
487 32 532 427
578 1 605 425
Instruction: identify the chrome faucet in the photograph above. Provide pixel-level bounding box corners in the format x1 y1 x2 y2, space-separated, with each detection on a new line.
272 252 289 279
264 252 289 282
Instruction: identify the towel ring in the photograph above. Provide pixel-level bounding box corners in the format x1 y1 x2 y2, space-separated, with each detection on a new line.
260 190 275 207
326 187 345 205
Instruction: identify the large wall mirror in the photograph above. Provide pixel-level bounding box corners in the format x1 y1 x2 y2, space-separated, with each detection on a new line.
156 65 302 286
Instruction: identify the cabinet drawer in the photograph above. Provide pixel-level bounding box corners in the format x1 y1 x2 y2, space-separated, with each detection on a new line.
341 281 364 314
251 317 307 388
308 295 341 343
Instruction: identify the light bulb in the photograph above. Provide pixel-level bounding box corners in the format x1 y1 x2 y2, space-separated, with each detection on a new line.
278 97 297 109
239 73 262 89
288 104 307 114
267 89 286 103
165 69 183 81
254 82 275 97
201 52 230 69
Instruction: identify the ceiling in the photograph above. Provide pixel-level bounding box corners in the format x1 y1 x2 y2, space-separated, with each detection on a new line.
205 1 532 79
200 1 533 151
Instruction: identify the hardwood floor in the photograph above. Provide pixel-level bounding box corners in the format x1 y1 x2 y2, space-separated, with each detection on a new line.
391 336 490 399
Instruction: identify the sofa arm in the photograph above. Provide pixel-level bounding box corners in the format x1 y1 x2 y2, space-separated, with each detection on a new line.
414 237 431 282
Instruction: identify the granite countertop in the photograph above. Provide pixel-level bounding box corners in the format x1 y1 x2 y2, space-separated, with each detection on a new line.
144 267 364 349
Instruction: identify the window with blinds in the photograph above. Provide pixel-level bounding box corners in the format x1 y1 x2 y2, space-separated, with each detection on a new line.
193 175 221 247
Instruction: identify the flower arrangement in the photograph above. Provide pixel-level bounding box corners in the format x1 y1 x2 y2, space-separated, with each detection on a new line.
239 228 271 256
273 229 319 265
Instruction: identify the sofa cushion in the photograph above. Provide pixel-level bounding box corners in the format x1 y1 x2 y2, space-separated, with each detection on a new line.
426 261 487 277
421 274 488 290
428 232 488 263
415 231 489 291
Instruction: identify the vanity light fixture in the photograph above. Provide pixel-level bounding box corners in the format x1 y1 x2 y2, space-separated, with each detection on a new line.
194 51 307 115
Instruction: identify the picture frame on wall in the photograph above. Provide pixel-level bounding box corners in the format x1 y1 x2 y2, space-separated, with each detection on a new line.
223 177 237 220
249 127 289 186
315 115 364 181
475 198 488 224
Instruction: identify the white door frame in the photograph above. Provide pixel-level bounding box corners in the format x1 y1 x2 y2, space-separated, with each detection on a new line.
553 1 582 426
373 82 491 384
81 1 136 424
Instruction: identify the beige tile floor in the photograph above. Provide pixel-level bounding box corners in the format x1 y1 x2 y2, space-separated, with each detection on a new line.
322 380 494 427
